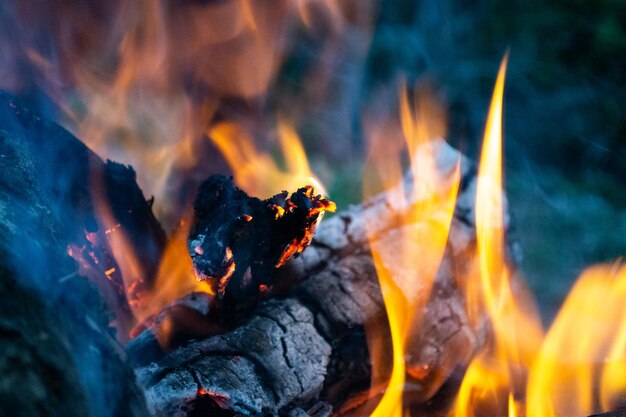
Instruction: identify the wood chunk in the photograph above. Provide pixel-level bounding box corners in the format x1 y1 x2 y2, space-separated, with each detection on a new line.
188 175 335 316
138 298 331 416
0 91 152 417
0 91 167 338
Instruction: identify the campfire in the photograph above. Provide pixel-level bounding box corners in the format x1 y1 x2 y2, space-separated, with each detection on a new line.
1 2 625 417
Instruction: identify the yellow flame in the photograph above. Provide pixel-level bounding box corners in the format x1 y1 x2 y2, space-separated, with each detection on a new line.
526 263 626 417
369 253 409 417
452 54 543 417
599 264 626 411
406 54 626 417
208 120 327 198
367 83 460 417
509 392 517 417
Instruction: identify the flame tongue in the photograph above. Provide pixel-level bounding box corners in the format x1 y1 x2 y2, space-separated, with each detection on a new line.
526 263 626 417
364 82 461 416
453 54 544 417
188 175 335 313
209 120 329 198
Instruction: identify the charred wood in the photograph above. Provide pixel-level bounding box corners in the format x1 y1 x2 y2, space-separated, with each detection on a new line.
0 91 154 417
135 140 495 416
188 175 335 318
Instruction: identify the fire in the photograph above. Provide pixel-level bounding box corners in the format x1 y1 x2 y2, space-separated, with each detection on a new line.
7 2 626 414
85 119 327 342
365 83 461 416
6 1 305 224
447 56 626 417
138 211 214 324
362 56 556 417
526 263 626 417
85 197 214 342
452 54 544 417
208 120 327 199
38 2 332 343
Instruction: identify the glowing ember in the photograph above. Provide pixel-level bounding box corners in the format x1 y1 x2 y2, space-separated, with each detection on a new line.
189 175 335 309
217 248 237 299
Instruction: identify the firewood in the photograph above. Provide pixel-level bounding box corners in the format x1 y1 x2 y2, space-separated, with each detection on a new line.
134 140 494 416
188 175 335 318
0 91 155 417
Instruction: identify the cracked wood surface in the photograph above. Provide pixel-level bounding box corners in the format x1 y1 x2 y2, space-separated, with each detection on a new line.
136 140 495 416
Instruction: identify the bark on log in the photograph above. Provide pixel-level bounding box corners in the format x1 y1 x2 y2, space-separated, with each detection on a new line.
135 140 495 416
0 91 155 417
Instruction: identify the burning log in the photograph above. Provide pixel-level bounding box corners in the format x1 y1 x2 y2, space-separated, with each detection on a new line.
188 175 335 318
0 91 158 416
133 140 497 416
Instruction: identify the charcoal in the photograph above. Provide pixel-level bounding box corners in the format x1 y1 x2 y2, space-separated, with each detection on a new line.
188 175 335 318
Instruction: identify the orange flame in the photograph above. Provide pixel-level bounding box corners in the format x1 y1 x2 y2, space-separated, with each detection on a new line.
87 116 326 341
208 119 327 198
39 2 334 342
138 210 215 325
10 1 302 224
365 83 460 416
90 117 327 340
90 191 214 340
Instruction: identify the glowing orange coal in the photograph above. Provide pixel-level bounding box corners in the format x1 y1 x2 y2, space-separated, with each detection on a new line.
87 120 327 343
